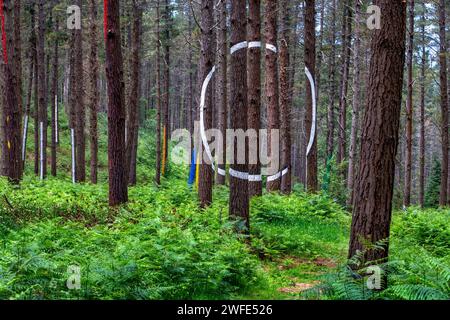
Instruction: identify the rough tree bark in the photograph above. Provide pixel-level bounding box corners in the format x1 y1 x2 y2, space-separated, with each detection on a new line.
315 0 325 106
26 3 37 175
438 0 448 206
326 0 337 159
34 28 39 176
1 0 21 182
50 13 59 177
198 0 214 208
187 10 194 136
74 0 85 182
347 0 362 207
88 0 99 184
216 0 227 186
280 0 292 195
68 26 76 181
36 0 46 179
13 0 22 176
337 0 352 167
349 0 407 268
248 0 261 196
304 0 317 192
155 0 162 185
265 0 280 192
419 4 426 208
126 0 142 186
229 0 249 231
404 0 414 207
105 0 128 205
23 25 35 169
162 0 170 176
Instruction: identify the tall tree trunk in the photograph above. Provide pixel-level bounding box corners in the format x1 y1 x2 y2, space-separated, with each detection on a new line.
24 4 36 173
74 0 85 182
126 0 142 186
216 0 227 186
229 0 249 231
36 0 46 179
50 14 59 177
419 3 426 208
187 10 194 136
304 0 317 192
438 0 449 206
23 34 34 169
448 6 450 206
337 0 352 167
198 0 214 208
1 0 21 182
347 0 361 207
326 0 337 160
69 27 76 181
280 0 292 194
265 0 280 192
105 0 128 205
248 0 261 196
33 34 39 176
315 0 325 110
162 0 170 176
155 0 162 185
349 0 407 268
13 0 22 176
88 0 99 184
404 0 415 207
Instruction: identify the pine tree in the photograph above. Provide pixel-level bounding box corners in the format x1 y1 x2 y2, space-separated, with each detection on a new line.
125 0 142 186
404 0 415 207
265 0 280 192
88 0 99 184
304 0 317 192
248 0 262 196
438 0 449 206
198 0 214 208
229 0 249 231
50 10 59 177
349 0 407 269
1 0 21 183
105 0 128 205
155 0 162 185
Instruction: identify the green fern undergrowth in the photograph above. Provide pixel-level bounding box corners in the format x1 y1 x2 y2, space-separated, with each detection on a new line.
0 110 448 300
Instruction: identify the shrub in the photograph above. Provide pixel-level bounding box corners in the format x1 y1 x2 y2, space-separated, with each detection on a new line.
392 208 450 256
424 159 441 208
0 180 262 300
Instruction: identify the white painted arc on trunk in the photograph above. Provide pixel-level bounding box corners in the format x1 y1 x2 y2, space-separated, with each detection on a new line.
200 45 302 182
55 95 59 144
22 115 29 161
199 65 217 171
40 122 44 180
304 66 317 188
305 66 316 157
230 41 277 55
71 128 76 184
267 167 289 183
217 167 227 177
229 168 248 180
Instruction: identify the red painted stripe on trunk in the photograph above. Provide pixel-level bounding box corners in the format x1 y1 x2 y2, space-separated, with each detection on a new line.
103 0 108 41
0 0 7 64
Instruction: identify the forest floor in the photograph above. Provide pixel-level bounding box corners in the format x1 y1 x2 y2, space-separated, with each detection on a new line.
0 113 448 300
